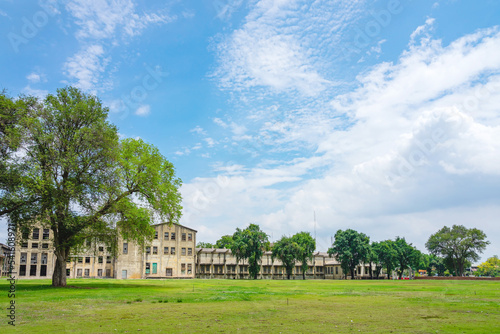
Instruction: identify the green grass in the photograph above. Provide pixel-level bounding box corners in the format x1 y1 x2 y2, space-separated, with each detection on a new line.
1 278 499 333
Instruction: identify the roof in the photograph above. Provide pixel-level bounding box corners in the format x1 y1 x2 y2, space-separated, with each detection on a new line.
152 222 197 233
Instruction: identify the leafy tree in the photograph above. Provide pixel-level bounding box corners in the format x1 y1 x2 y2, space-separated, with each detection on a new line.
231 224 269 279
328 229 370 279
291 231 316 280
0 87 183 287
215 235 234 249
369 242 383 279
394 237 421 279
272 236 300 280
475 256 500 277
430 255 446 276
426 225 489 276
374 240 398 279
196 242 214 248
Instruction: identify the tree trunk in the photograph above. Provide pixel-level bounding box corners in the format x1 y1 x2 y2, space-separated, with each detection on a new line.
302 271 305 280
52 252 68 287
369 264 373 279
350 267 355 280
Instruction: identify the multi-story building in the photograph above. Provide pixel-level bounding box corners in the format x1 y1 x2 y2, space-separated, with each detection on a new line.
13 223 197 280
0 243 12 276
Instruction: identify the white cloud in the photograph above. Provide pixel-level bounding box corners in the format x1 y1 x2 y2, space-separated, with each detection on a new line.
26 72 41 83
135 104 150 116
66 0 175 40
63 44 110 92
190 126 206 135
21 85 48 99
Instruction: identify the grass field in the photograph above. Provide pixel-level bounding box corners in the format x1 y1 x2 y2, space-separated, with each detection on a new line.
1 278 499 333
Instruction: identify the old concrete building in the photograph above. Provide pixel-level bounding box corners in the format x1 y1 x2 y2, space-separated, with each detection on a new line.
13 222 197 280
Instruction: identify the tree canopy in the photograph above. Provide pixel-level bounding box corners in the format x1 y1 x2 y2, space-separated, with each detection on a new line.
196 242 214 248
426 225 489 276
291 231 316 280
393 237 421 279
272 236 300 280
0 87 183 287
215 235 234 249
328 229 370 279
230 224 269 279
373 239 398 279
475 255 500 277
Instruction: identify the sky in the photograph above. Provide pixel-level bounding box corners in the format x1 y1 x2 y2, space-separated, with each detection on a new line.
1 0 500 263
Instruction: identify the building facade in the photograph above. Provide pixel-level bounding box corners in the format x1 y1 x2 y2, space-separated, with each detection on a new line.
13 223 197 280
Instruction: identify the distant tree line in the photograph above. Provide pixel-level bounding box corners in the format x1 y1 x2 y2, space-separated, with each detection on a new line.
197 224 490 279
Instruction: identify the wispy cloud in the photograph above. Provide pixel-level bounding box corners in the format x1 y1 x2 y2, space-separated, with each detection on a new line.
135 104 150 116
63 44 110 92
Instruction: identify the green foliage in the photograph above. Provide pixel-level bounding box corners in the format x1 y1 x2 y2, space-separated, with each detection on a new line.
475 255 500 277
373 240 398 279
196 242 214 248
393 237 421 279
231 224 269 279
368 241 383 278
272 236 300 279
426 225 489 276
0 87 183 286
291 232 316 280
215 235 234 249
328 229 370 279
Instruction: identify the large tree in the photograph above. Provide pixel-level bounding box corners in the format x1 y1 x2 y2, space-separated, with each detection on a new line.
0 87 183 287
426 225 489 277
328 229 370 279
368 241 383 279
291 231 316 280
272 236 300 279
374 239 398 279
231 224 269 279
393 237 421 279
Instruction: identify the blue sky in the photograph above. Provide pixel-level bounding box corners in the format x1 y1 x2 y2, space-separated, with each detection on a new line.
1 0 500 262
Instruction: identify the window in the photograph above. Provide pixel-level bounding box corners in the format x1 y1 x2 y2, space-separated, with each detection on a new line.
40 265 47 276
42 243 49 249
77 269 82 277
31 253 38 264
181 263 186 273
32 228 39 240
164 247 169 255
146 246 151 254
187 264 192 274
164 232 169 240
106 256 111 264
154 231 158 239
30 265 37 276
21 242 28 248
98 256 103 264
43 229 50 240
66 269 70 277
106 269 111 277
188 233 192 241
171 233 176 240
84 269 90 277
98 246 104 252
152 263 157 274
78 257 83 263
145 262 150 274
166 268 172 277
171 247 175 255
41 253 48 265
22 228 29 240
188 248 192 256
153 246 158 255
19 265 26 276
182 233 186 241
181 248 186 256
85 257 90 264
123 243 128 254
336 267 338 275
20 253 27 264
98 269 103 277
32 243 38 249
